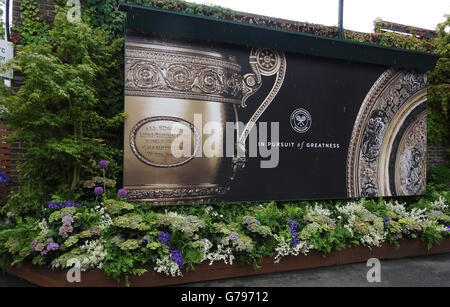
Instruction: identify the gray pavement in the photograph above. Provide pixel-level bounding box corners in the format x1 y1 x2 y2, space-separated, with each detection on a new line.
1 253 449 287
185 253 450 287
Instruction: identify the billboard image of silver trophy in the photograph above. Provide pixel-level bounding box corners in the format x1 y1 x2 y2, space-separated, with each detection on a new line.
120 5 438 205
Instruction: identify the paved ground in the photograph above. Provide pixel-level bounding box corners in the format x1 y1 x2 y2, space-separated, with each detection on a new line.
1 253 449 287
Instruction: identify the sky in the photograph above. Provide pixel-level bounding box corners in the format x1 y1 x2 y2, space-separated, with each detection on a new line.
190 0 449 33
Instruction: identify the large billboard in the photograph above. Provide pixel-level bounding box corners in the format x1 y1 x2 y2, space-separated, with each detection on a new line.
120 6 433 205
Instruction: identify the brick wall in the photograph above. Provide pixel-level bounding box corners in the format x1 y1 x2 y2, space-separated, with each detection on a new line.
0 125 11 200
0 124 23 195
427 144 448 164
7 0 55 194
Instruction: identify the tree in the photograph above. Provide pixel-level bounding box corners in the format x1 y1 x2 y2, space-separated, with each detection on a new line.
1 10 124 201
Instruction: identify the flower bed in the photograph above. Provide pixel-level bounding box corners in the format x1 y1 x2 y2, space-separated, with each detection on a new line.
6 238 450 287
1 173 449 286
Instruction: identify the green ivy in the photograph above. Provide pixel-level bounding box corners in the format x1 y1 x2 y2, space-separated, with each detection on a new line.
427 17 450 146
15 0 50 44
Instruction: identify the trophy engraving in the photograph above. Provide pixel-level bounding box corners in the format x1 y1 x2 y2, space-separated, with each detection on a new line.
130 116 200 168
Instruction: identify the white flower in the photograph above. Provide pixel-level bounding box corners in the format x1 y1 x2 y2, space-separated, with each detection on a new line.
154 255 183 277
51 239 107 271
38 219 49 236
92 206 113 230
273 235 313 264
0 105 9 118
429 196 448 212
337 200 386 247
204 243 235 266
386 201 427 221
306 204 332 219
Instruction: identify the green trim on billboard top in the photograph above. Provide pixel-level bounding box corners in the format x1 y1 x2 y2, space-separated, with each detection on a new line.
118 2 439 72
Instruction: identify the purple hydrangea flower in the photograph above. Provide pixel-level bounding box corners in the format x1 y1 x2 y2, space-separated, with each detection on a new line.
62 215 74 225
446 225 450 232
381 216 391 226
99 160 109 168
229 233 239 241
432 158 440 164
46 242 59 252
118 189 127 198
34 243 45 252
288 218 300 248
170 248 183 268
48 202 59 209
158 231 183 268
158 231 171 246
0 171 11 184
59 224 74 238
47 200 81 209
94 187 104 195
62 224 73 232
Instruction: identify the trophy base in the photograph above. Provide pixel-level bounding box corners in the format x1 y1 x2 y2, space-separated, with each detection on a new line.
125 184 230 205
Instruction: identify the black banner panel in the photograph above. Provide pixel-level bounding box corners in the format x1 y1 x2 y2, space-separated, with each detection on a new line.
121 10 430 205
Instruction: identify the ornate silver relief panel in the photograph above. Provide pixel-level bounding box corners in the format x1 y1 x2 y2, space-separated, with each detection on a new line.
347 69 427 197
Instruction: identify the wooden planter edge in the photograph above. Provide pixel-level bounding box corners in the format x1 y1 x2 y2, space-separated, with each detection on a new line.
5 238 450 287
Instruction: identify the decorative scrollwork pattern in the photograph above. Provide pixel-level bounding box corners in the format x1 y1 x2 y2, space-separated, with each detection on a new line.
125 45 244 104
347 69 427 197
127 186 230 204
238 49 287 152
395 112 427 195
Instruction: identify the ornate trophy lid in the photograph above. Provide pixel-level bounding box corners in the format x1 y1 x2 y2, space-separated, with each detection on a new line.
125 36 244 104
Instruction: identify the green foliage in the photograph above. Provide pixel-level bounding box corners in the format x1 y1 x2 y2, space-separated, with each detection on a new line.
15 0 50 44
1 9 125 208
375 31 435 52
79 0 126 39
0 186 47 218
131 0 234 20
427 161 450 194
427 17 450 146
0 216 40 266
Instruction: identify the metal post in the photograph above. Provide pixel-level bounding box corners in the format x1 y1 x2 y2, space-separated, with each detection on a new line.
338 0 344 39
6 0 10 41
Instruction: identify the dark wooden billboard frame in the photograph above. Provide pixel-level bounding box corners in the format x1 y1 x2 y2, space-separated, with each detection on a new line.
5 239 450 287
